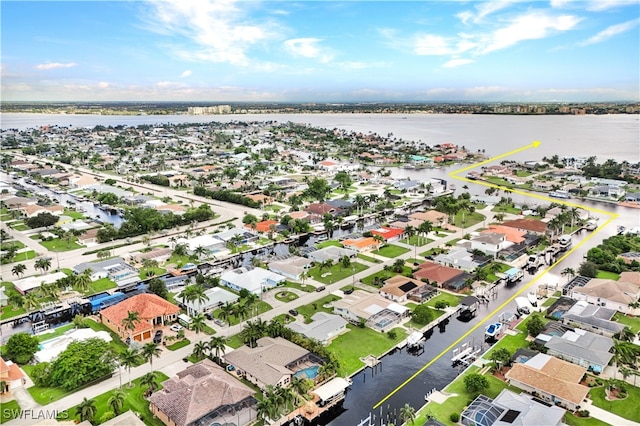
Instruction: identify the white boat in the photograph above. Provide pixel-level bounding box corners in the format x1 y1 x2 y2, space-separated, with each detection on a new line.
527 292 538 307
550 190 570 199
484 322 503 339
407 331 423 348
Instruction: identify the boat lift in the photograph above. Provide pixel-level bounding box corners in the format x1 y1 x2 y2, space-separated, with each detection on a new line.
451 340 482 367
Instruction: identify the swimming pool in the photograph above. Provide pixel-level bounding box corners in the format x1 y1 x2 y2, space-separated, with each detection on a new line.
295 365 319 379
551 310 564 319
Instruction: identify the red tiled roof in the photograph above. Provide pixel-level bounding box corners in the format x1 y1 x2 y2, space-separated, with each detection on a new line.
371 227 404 240
414 261 463 284
501 218 547 233
250 219 279 233
101 294 179 336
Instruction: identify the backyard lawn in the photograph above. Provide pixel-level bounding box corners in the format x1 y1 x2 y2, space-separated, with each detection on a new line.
328 325 408 376
451 210 485 228
425 292 462 308
315 240 342 249
589 380 640 422
596 270 620 280
613 312 640 334
87 278 118 294
61 373 169 425
372 244 410 258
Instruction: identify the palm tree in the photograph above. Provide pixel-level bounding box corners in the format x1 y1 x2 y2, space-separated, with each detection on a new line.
119 348 140 388
241 319 265 348
234 302 250 322
399 403 416 425
219 302 234 325
77 397 97 423
614 327 636 342
108 389 125 415
561 267 575 282
192 341 208 360
34 257 52 274
23 292 40 312
140 371 159 397
208 336 227 362
190 313 207 334
404 225 417 258
141 342 162 372
121 311 141 342
11 263 26 278
193 245 208 260
74 269 92 294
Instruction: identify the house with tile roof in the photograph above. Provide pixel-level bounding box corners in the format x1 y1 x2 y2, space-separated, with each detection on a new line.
371 227 404 242
223 337 313 390
341 237 379 253
379 275 427 303
408 210 448 225
505 353 589 411
482 225 526 244
570 275 640 315
500 218 548 235
100 294 180 342
0 357 25 393
413 261 467 289
149 359 257 426
248 219 278 233
541 328 614 373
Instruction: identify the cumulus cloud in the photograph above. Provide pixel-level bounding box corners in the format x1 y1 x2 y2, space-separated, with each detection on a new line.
284 38 333 63
580 18 640 46
180 70 192 78
35 62 77 70
143 0 280 66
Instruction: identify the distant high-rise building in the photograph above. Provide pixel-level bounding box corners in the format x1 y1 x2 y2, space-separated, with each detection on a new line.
187 105 232 115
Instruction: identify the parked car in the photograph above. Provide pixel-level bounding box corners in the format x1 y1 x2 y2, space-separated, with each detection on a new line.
316 286 326 292
343 288 354 295
170 323 184 332
288 309 299 316
153 330 163 344
204 312 213 320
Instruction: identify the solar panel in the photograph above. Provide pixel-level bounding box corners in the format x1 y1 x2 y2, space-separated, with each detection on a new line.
500 409 521 423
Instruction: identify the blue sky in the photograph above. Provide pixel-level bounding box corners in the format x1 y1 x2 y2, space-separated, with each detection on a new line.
2 0 639 102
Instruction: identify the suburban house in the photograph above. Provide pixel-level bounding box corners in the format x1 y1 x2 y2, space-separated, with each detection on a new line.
482 225 526 244
500 218 548 235
268 256 313 281
13 271 67 295
433 248 477 271
304 203 344 217
100 294 180 342
570 273 640 316
223 337 315 390
541 328 614 373
77 228 100 246
461 389 565 426
469 232 511 258
149 359 257 426
73 257 139 287
332 290 410 331
183 287 239 316
220 267 286 295
504 353 589 411
408 210 448 226
413 261 470 290
341 237 379 253
0 357 25 394
370 227 404 242
247 219 278 233
20 204 64 218
379 275 428 303
560 300 624 337
287 312 348 345
306 246 357 264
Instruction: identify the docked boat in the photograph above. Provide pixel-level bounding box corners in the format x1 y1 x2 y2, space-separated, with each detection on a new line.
550 190 570 199
407 331 424 348
527 291 538 307
485 322 503 340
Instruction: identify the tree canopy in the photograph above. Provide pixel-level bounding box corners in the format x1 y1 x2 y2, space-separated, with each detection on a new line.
5 332 39 364
49 338 116 390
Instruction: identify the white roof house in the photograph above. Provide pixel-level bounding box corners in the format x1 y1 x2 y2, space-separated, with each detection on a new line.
183 287 239 316
13 271 67 294
287 312 348 345
220 267 286 295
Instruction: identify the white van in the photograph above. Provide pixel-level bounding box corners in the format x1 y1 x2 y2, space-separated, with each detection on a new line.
515 297 531 315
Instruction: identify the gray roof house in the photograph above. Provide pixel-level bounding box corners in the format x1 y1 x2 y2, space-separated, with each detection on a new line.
461 389 564 426
542 328 613 372
287 312 348 345
73 257 138 286
224 337 313 390
433 247 477 271
268 256 313 280
149 359 256 426
561 300 624 337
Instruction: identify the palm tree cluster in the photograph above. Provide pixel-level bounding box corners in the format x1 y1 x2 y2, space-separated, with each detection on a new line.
546 206 582 237
256 384 301 423
191 335 228 363
217 291 260 325
178 283 210 315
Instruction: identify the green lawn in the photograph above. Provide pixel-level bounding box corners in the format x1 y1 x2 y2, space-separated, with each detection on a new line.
372 244 410 258
281 281 316 293
315 240 343 249
2 250 37 263
274 290 299 303
327 325 408 376
9 222 29 231
0 399 20 424
613 312 640 334
308 262 368 285
138 266 166 279
563 413 610 426
400 236 434 246
23 364 72 404
405 308 446 330
226 333 246 349
357 253 381 263
424 292 462 308
37 323 76 342
296 295 342 323
451 210 485 228
589 380 640 422
63 209 86 220
482 315 544 361
85 277 117 294
596 270 620 280
211 301 273 326
85 320 143 362
61 372 169 425
40 238 83 251
542 297 559 308
0 303 26 320
491 203 522 214
166 339 191 351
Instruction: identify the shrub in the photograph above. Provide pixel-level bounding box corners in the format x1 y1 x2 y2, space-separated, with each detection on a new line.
387 330 397 340
450 412 460 422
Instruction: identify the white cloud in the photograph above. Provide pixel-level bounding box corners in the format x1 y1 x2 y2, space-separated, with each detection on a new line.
284 38 333 63
457 0 519 24
35 62 77 70
180 70 192 78
586 0 637 11
580 18 640 46
443 58 474 68
98 82 110 89
143 0 280 66
414 34 476 56
482 12 581 53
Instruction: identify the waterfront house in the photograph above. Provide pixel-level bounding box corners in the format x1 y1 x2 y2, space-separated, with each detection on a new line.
379 275 427 303
540 328 613 373
13 271 67 295
461 389 564 426
223 337 313 390
561 300 624 337
482 225 526 244
287 312 348 345
247 219 278 233
100 293 180 342
413 261 465 289
408 210 448 226
306 246 357 263
433 247 477 271
504 353 589 411
73 257 139 287
469 232 510 258
149 359 257 426
370 227 404 243
341 237 379 253
332 289 410 330
500 218 547 235
305 203 344 217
